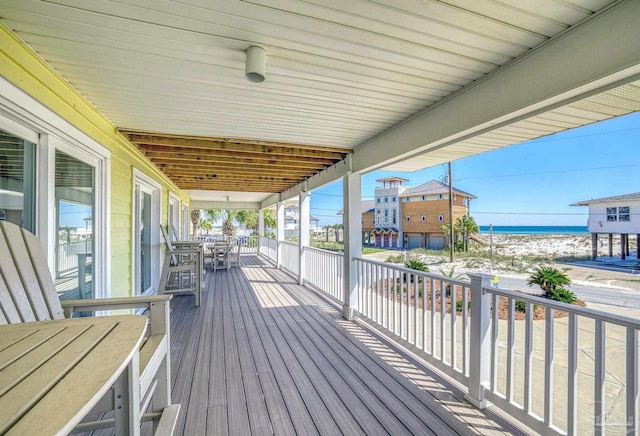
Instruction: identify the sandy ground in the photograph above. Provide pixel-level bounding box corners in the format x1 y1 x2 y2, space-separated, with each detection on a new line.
365 233 640 292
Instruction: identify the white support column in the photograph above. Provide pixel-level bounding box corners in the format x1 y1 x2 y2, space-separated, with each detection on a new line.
258 209 265 237
466 273 492 408
342 173 362 320
298 193 310 285
276 201 285 269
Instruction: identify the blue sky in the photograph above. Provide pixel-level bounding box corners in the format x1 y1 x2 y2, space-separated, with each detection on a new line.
311 111 640 227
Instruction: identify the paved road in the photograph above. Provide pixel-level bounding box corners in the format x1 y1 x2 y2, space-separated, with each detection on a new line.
493 275 640 311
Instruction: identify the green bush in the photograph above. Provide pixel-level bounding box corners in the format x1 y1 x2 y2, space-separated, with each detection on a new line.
405 259 428 272
385 254 404 263
544 288 578 304
515 300 538 312
455 300 471 312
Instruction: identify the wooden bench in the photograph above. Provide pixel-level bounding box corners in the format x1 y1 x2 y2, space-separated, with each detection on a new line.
0 221 180 435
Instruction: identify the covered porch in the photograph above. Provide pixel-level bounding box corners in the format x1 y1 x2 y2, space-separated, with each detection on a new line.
168 254 518 435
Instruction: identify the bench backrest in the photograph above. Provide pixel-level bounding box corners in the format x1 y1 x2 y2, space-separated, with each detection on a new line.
0 221 65 324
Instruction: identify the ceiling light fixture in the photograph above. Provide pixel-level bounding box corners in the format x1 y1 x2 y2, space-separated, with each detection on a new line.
245 46 267 83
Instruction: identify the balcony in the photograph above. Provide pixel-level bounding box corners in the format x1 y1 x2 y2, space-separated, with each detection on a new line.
163 239 640 436
168 253 520 435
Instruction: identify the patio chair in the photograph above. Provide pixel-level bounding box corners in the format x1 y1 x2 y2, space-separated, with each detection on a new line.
159 225 202 306
0 221 180 435
228 242 241 268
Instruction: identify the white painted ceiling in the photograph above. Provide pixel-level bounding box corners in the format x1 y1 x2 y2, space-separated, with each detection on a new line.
1 0 639 204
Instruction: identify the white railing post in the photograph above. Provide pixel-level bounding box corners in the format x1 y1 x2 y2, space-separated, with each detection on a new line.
342 172 361 320
298 193 310 285
466 273 492 409
276 201 284 269
258 209 264 238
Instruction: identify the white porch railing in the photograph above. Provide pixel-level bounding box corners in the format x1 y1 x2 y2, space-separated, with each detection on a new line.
353 258 471 385
256 243 640 435
303 246 343 302
56 239 92 276
279 241 299 276
259 237 277 262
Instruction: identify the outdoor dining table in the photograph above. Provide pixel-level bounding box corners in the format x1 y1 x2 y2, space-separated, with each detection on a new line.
0 314 148 435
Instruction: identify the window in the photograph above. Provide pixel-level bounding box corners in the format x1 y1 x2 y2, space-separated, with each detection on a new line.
377 198 381 203
0 129 36 232
133 169 161 296
421 216 426 222
405 216 410 223
392 209 396 224
384 197 388 203
392 196 396 202
438 194 444 200
422 195 425 201
384 209 388 223
619 206 630 221
606 207 617 222
438 215 444 222
169 193 180 241
406 197 410 202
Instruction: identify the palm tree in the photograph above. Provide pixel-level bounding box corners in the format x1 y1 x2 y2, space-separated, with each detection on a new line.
198 217 213 234
190 209 200 237
59 225 76 244
221 210 237 237
455 215 478 252
527 266 571 297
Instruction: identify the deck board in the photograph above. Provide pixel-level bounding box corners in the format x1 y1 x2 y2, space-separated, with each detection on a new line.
167 255 522 436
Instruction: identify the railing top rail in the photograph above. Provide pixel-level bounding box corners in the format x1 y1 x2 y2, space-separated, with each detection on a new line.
354 256 470 288
485 285 640 330
304 246 344 257
279 240 298 247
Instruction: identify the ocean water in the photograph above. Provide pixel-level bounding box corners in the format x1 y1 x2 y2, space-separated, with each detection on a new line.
478 225 589 235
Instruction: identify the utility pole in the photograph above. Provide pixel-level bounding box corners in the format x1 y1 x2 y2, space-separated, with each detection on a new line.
448 161 454 262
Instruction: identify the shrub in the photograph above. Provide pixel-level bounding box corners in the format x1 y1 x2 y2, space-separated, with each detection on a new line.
515 300 538 312
544 288 578 304
456 300 471 312
404 259 428 283
405 259 428 272
386 254 404 263
527 266 571 292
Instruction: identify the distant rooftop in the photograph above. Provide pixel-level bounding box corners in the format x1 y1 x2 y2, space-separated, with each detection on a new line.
402 180 476 199
571 192 640 206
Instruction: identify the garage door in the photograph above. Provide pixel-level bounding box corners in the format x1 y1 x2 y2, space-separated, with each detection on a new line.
407 236 422 249
428 236 444 250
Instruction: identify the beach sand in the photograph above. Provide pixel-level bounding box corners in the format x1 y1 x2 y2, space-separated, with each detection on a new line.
369 233 640 292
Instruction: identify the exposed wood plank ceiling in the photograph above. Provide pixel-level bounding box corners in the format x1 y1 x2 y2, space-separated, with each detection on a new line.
121 131 349 192
1 0 638 203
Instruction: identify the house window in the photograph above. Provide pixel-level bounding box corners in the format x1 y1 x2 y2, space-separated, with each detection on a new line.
619 206 630 221
384 209 388 223
392 196 396 202
606 207 617 222
377 198 381 203
438 215 444 222
384 197 388 203
422 195 425 201
406 197 410 202
438 194 444 200
405 216 410 223
421 216 426 222
392 209 396 224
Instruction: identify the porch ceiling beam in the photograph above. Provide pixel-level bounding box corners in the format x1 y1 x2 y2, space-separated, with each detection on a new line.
137 146 338 166
350 0 640 172
156 163 313 176
178 183 289 192
150 157 321 172
121 131 349 159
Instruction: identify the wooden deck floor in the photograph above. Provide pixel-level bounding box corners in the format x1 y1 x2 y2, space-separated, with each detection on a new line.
168 255 522 435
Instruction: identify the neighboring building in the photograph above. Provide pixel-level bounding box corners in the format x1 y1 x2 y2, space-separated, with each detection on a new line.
339 178 476 250
571 192 640 260
284 204 320 238
371 177 407 248
401 180 475 250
